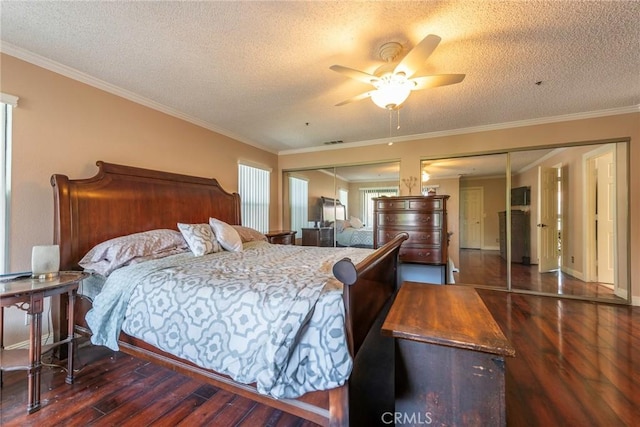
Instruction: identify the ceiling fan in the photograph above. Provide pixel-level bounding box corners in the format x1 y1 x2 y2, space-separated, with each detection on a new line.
330 34 465 110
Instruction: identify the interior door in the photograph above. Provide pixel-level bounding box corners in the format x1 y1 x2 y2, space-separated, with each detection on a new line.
596 151 615 284
537 166 559 272
460 187 482 249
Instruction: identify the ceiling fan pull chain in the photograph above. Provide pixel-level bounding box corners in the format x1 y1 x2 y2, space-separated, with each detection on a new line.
397 108 401 130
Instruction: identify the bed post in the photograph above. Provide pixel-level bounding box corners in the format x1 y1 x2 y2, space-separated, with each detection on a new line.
332 232 408 425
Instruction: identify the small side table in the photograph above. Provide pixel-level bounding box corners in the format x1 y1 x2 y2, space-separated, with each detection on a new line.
301 227 334 246
265 230 296 245
0 271 87 413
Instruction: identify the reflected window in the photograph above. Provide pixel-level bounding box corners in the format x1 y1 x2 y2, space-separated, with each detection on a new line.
360 187 398 227
289 176 308 238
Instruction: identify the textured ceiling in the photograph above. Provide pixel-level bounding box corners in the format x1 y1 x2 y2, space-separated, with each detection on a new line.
1 1 639 155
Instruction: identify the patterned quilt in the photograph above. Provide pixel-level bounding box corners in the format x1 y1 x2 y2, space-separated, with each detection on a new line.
85 241 373 398
336 227 374 248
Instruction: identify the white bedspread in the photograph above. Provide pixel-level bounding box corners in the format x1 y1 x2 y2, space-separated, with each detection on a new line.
86 241 373 398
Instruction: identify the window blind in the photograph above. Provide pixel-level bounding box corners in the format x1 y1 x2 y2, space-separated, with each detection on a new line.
289 176 308 238
360 187 399 227
0 94 17 274
238 163 270 233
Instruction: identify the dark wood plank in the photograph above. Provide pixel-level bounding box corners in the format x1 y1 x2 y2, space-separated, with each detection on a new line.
382 282 515 356
478 290 640 426
2 290 638 426
456 248 624 301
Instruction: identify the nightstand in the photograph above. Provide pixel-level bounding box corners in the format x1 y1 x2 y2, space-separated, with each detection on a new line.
265 230 296 245
301 227 334 247
0 271 87 413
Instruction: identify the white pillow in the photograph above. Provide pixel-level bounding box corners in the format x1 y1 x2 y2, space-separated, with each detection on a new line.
209 218 243 252
349 216 364 229
177 223 221 256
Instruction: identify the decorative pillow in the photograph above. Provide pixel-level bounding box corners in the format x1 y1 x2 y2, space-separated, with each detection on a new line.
78 229 188 276
232 225 268 243
209 218 243 252
349 216 364 229
335 219 349 233
178 223 221 256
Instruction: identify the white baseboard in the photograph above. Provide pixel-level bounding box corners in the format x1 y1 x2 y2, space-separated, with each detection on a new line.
631 295 640 307
614 288 628 299
561 266 584 281
481 245 500 251
4 333 54 350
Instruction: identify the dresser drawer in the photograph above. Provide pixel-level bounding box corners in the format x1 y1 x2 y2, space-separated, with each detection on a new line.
377 229 442 246
375 199 408 210
399 247 445 264
377 212 442 227
408 198 444 210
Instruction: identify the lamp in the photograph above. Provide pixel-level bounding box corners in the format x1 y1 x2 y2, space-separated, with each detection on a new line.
422 171 430 182
370 73 415 110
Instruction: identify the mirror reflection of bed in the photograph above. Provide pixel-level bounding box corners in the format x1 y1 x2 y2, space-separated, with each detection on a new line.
319 196 374 248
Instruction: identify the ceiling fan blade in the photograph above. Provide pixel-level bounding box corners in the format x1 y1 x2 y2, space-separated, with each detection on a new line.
411 74 466 90
394 34 441 79
335 91 374 106
330 65 379 85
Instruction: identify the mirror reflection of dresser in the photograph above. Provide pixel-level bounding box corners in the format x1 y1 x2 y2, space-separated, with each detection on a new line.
498 210 531 264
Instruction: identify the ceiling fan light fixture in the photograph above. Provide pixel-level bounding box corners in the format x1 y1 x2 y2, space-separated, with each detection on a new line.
370 73 413 110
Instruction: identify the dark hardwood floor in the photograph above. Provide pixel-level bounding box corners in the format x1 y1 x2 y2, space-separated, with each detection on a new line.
456 249 625 302
2 291 638 426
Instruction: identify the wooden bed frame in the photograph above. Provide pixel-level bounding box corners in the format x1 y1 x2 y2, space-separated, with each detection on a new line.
50 161 407 426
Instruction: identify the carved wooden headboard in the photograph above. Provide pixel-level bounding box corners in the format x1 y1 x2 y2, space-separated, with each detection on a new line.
320 196 346 224
51 161 241 270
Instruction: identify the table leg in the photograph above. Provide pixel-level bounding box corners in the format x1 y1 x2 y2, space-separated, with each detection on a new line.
27 293 44 414
66 289 76 384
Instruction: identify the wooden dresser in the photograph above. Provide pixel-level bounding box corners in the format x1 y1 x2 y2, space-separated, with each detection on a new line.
374 195 449 263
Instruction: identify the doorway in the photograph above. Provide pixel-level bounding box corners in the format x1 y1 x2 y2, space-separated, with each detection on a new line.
537 165 561 273
584 144 616 286
460 187 483 249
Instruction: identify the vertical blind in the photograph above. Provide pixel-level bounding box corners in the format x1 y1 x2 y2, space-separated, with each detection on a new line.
289 176 308 238
238 163 270 233
338 188 348 217
360 187 399 227
0 94 17 274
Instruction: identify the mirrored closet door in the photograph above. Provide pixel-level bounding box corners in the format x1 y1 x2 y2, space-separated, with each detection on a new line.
420 140 630 304
283 162 400 248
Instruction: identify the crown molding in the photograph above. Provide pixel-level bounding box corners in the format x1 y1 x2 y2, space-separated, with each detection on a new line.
0 42 277 154
279 105 640 155
2 42 637 158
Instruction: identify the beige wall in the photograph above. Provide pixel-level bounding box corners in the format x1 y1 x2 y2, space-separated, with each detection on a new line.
280 113 640 303
2 53 638 347
1 54 279 344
